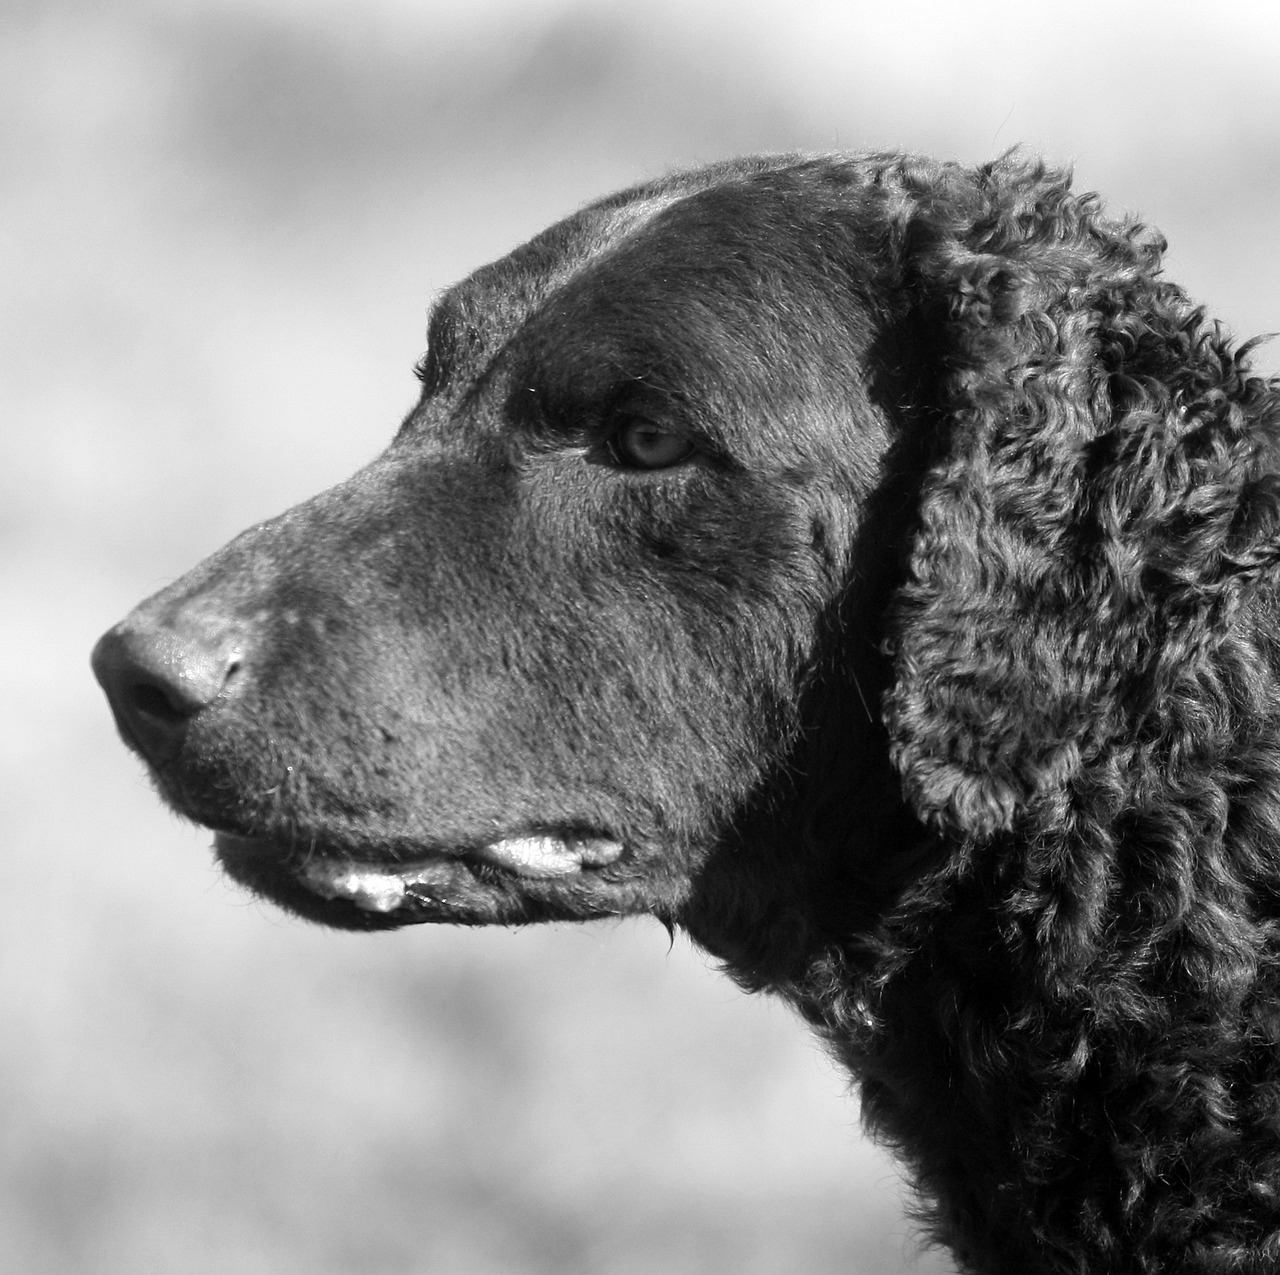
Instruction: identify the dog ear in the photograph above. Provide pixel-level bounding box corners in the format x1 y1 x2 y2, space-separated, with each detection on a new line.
881 158 1280 842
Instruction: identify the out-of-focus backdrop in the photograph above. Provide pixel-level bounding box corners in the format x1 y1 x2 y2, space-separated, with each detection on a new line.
5 2 1278 1271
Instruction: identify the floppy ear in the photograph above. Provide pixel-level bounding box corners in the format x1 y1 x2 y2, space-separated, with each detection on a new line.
882 158 1280 842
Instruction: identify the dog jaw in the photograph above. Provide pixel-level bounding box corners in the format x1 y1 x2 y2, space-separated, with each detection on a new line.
214 830 625 917
300 832 623 912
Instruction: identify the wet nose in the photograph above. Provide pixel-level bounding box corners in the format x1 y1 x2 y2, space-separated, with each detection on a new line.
91 615 244 767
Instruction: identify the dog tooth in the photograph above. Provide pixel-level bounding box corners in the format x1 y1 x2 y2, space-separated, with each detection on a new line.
300 860 408 912
477 834 622 877
572 836 623 867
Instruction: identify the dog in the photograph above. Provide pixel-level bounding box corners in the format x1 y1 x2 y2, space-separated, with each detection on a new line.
93 151 1280 1273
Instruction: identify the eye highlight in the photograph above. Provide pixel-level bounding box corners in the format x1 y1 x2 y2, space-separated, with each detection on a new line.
607 418 694 470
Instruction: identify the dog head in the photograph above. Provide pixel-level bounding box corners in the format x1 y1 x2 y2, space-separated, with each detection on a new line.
93 156 919 933
93 152 1280 956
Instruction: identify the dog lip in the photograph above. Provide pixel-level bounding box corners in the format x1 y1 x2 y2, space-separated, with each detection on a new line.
213 829 624 914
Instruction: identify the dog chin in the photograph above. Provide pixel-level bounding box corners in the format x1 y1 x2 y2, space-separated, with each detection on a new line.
212 829 625 929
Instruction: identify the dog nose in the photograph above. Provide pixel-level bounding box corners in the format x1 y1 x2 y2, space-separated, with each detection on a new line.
91 616 243 766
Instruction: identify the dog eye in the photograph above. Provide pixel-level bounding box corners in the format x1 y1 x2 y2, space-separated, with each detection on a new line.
608 419 694 470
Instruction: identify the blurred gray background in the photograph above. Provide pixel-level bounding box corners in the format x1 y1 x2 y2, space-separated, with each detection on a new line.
4 1 1278 1272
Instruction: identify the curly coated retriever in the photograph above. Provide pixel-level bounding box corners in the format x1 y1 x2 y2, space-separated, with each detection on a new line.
92 152 1280 1274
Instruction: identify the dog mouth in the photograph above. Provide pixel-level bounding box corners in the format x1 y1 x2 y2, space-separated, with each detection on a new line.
214 829 624 914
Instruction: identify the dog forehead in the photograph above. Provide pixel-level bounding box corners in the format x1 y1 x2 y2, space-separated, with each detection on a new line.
422 186 697 382
510 177 886 423
428 159 880 380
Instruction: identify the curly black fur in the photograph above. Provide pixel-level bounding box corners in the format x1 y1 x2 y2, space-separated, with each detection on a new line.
93 152 1280 1274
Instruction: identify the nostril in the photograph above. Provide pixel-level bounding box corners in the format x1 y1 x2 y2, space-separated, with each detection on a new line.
129 677 199 728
